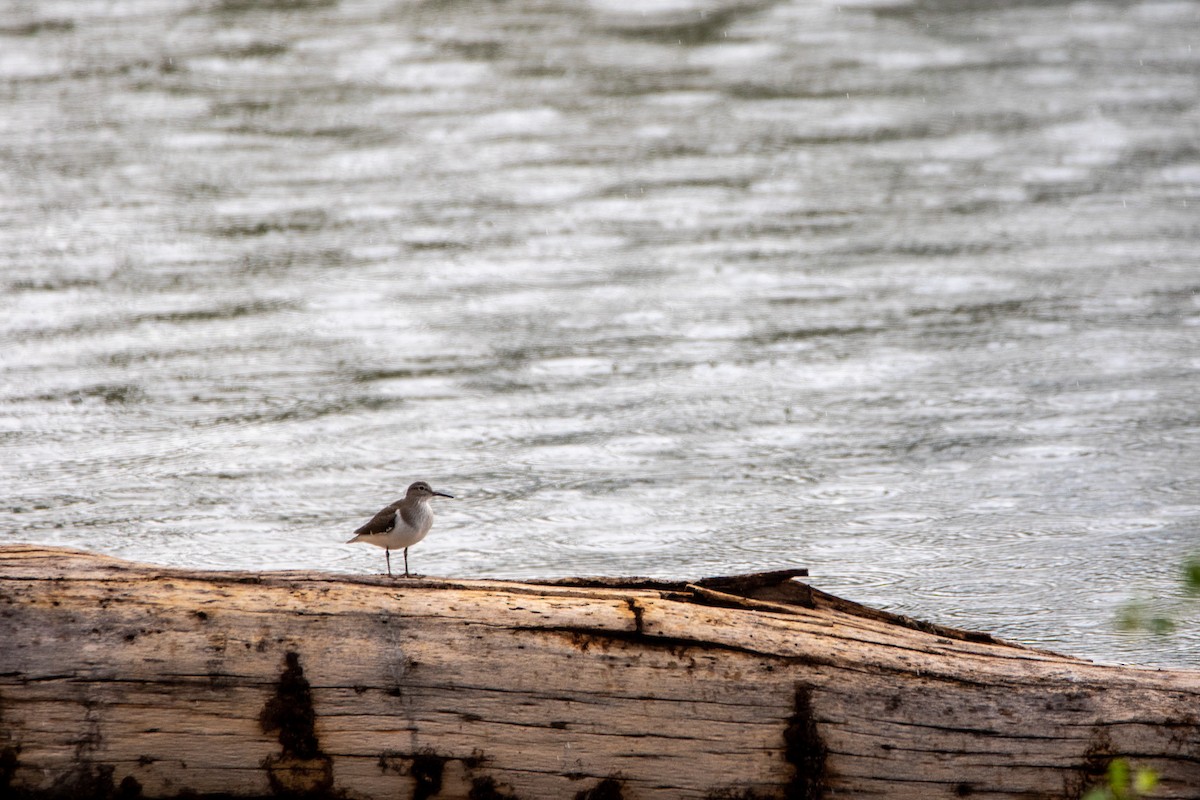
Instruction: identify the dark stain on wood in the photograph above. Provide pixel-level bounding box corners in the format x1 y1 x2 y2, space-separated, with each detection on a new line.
376 751 400 775
258 651 334 796
575 777 624 800
379 748 488 796
410 749 447 800
48 761 116 800
0 691 12 794
704 788 773 800
19 696 130 800
1 744 19 795
783 685 827 800
1067 727 1116 800
260 652 319 756
625 599 645 634
469 775 522 800
116 775 143 798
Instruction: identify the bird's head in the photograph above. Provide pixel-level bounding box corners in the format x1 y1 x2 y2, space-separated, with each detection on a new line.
407 481 454 500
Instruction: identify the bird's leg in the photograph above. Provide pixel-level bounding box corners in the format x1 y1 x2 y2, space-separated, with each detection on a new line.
404 547 410 578
385 549 392 578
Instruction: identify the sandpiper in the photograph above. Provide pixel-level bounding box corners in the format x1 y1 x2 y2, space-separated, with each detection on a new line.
347 481 453 577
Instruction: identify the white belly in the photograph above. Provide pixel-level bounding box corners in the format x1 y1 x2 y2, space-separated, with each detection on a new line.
370 507 433 550
349 500 438 551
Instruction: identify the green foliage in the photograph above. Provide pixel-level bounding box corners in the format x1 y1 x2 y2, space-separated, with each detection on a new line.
1082 759 1158 800
1115 553 1200 635
1116 601 1176 635
1183 556 1200 596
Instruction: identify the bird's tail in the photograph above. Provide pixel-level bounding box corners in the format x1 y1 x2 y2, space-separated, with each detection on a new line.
346 534 362 544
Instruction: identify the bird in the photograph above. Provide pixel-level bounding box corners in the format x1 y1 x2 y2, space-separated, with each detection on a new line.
347 481 454 577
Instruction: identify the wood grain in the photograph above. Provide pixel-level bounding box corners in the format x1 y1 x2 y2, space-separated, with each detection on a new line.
1 545 1197 799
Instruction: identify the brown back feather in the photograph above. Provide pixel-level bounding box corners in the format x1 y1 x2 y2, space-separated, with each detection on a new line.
354 502 401 536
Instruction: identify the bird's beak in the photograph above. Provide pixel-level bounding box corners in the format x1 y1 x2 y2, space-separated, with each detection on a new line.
434 491 454 499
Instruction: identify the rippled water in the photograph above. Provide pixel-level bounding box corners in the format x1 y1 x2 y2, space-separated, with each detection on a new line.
2 0 1199 667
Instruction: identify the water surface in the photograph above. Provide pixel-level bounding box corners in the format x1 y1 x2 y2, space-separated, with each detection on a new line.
2 0 1199 667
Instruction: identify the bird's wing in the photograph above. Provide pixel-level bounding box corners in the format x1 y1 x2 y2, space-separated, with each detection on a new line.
354 503 400 536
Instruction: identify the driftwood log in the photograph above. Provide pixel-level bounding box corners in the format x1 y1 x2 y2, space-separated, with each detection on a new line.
1 545 1198 799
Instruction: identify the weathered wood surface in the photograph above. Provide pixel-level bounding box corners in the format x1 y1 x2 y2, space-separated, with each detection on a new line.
1 545 1198 799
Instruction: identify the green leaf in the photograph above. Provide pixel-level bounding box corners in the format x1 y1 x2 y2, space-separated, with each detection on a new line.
1134 767 1158 794
1108 757 1129 790
1184 557 1200 595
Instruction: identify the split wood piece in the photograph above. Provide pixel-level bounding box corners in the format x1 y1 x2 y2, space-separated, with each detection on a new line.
1 544 1198 800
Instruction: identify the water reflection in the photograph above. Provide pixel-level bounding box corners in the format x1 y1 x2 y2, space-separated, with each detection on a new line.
2 0 1199 667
